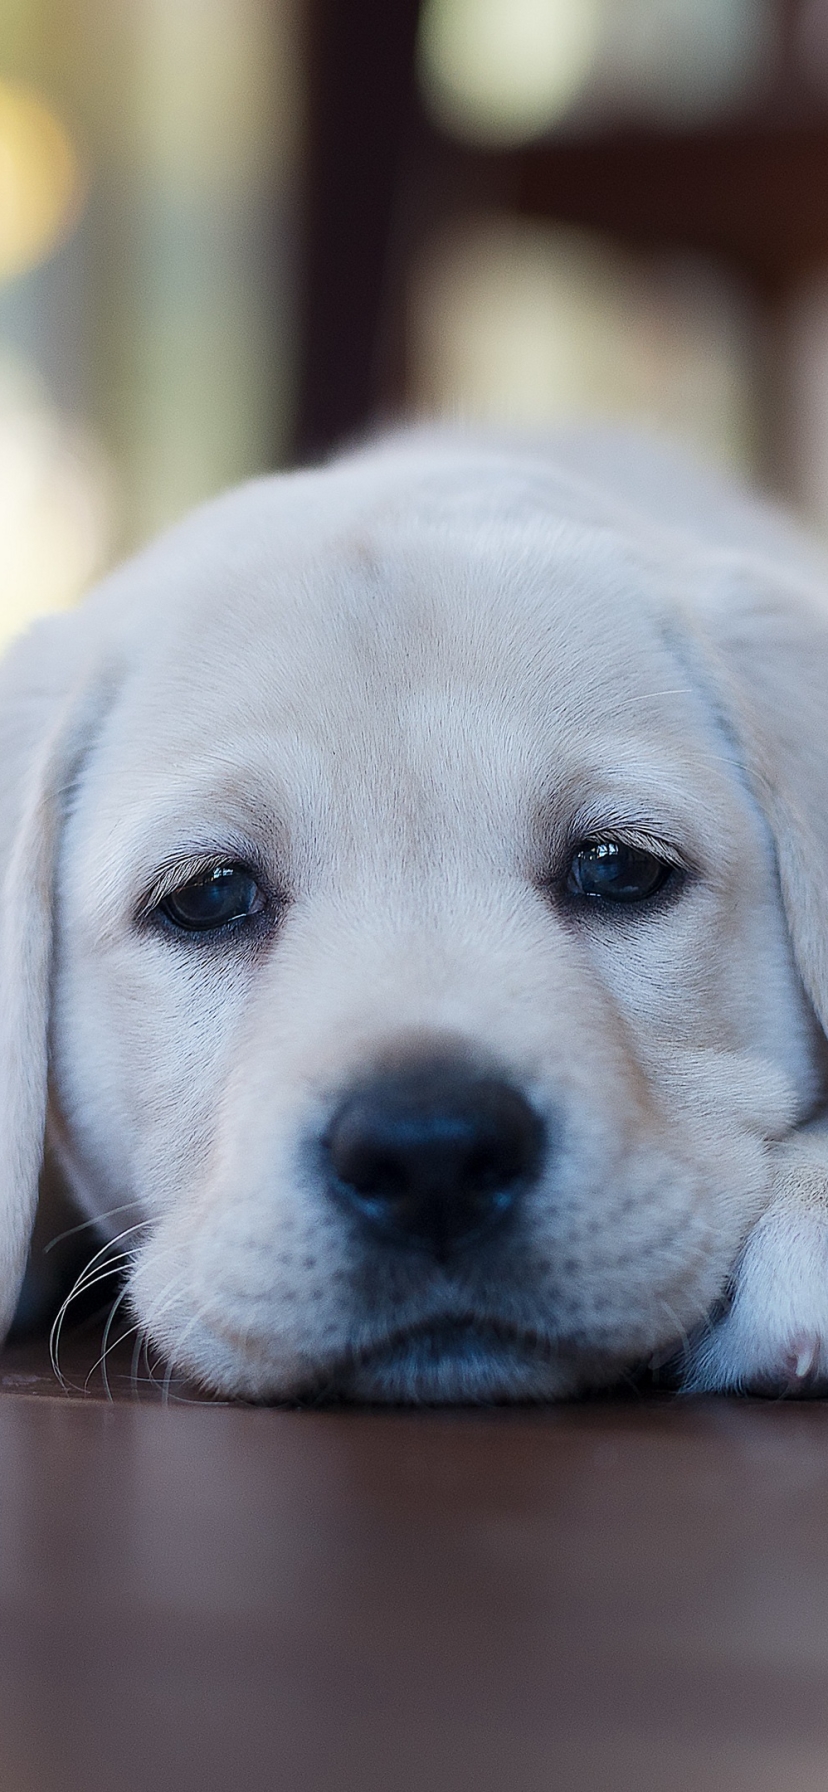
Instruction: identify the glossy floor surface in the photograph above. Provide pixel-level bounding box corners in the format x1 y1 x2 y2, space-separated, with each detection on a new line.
2 1332 828 1791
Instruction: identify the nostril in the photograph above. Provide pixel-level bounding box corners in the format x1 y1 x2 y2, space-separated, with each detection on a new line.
324 1058 546 1256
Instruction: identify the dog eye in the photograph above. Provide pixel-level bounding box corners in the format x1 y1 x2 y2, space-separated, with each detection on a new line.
159 865 263 932
567 841 674 904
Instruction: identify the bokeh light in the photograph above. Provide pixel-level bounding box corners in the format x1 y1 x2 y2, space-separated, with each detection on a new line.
418 0 774 142
0 0 296 649
410 217 757 473
597 0 774 126
0 355 114 652
0 78 84 285
0 73 108 648
418 0 602 146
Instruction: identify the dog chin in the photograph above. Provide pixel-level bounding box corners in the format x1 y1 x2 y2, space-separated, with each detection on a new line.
158 1311 620 1405
324 1321 588 1405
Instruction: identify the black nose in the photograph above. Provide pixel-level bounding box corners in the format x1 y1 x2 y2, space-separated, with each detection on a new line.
324 1056 545 1257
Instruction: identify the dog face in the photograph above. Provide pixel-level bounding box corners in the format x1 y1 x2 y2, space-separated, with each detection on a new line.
3 434 828 1400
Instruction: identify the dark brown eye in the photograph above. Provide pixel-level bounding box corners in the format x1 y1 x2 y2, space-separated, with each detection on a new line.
159 865 263 932
568 841 673 904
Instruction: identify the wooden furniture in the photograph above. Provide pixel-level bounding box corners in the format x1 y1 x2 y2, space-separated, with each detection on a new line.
1 1328 828 1791
293 0 828 482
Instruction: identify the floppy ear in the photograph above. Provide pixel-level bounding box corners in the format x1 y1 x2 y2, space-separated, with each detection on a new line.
678 553 828 1393
684 559 828 1042
0 611 111 1339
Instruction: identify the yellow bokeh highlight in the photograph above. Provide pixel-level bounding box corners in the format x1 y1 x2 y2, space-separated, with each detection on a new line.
0 79 84 285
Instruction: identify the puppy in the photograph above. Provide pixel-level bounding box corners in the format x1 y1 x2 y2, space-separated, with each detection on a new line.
2 428 828 1402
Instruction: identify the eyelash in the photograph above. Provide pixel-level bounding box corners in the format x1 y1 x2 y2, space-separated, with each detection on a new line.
550 834 689 910
138 857 280 941
141 854 253 908
138 831 688 938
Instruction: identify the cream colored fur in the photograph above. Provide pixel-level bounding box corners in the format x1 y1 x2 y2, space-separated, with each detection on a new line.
3 427 828 1401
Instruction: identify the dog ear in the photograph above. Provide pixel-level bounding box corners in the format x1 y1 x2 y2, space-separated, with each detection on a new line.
685 558 828 1040
0 610 112 1339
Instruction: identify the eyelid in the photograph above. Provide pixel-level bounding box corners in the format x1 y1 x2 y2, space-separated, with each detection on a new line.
136 852 264 921
572 829 689 871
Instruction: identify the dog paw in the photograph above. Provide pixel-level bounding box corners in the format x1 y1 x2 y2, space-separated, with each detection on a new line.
684 1320 828 1395
682 1183 828 1396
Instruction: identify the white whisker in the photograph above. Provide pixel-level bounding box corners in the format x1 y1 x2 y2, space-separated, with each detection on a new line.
49 1220 150 1389
44 1201 143 1255
87 1286 131 1399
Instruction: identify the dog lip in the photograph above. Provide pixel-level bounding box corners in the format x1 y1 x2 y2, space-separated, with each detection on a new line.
310 1313 568 1404
347 1313 555 1370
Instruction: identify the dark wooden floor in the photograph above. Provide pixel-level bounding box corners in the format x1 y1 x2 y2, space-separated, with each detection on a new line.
3 1331 828 1792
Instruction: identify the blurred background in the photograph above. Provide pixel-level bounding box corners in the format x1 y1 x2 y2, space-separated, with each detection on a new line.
4 0 828 649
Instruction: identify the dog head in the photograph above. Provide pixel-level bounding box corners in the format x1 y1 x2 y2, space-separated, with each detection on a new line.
3 432 828 1401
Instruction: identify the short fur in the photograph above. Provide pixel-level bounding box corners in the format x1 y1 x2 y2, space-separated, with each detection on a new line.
3 428 828 1401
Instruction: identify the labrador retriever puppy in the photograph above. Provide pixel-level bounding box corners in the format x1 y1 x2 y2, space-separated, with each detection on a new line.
2 428 828 1402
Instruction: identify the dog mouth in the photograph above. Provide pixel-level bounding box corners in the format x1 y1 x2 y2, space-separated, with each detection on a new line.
316 1315 575 1405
